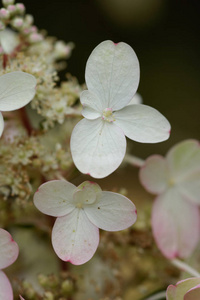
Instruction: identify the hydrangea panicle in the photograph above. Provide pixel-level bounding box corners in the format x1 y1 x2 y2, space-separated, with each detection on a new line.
0 71 36 137
70 40 171 178
139 139 200 259
0 228 19 300
34 180 137 265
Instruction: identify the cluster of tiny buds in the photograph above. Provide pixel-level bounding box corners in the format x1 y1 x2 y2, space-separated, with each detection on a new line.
0 0 43 43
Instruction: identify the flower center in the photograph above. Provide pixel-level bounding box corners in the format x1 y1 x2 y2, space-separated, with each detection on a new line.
102 108 115 123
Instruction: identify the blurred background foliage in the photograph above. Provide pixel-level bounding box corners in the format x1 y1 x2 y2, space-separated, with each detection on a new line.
22 0 200 158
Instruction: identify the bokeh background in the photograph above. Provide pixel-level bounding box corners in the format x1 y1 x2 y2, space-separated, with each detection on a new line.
22 0 200 158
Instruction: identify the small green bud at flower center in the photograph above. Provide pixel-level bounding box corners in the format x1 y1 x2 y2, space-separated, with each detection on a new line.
102 108 115 122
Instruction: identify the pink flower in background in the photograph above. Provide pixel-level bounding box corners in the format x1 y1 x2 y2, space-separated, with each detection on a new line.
167 278 200 300
34 180 137 265
70 40 171 178
140 140 200 259
0 228 19 300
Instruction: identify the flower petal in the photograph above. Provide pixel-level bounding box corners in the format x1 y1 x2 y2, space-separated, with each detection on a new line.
85 40 140 111
73 181 102 205
0 71 36 111
80 90 102 119
139 155 169 195
166 140 200 181
84 191 137 231
70 118 126 178
0 271 13 300
166 278 200 300
127 93 142 105
52 209 99 265
0 28 19 54
114 104 171 143
152 189 200 259
184 284 200 300
0 229 19 269
0 112 4 137
177 171 200 205
34 180 76 217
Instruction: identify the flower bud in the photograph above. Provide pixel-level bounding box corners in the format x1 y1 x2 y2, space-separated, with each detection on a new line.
2 0 15 7
7 4 16 14
0 8 10 19
11 17 23 28
29 32 43 43
16 3 25 14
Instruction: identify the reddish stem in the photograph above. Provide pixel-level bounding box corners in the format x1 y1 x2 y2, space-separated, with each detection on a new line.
19 107 33 136
3 54 8 69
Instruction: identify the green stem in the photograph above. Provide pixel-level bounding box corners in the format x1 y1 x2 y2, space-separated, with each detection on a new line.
171 258 200 277
124 153 145 168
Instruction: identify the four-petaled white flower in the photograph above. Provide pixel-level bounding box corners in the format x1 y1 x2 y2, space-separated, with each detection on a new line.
139 139 200 259
0 71 37 137
34 180 137 265
70 40 171 178
0 228 19 300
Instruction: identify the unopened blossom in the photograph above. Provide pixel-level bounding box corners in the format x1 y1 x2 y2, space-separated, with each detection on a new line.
70 40 171 178
167 278 200 300
34 180 137 265
0 228 19 300
140 139 200 259
0 71 36 137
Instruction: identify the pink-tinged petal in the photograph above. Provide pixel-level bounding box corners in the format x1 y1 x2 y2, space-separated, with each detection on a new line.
84 191 137 231
114 104 171 143
0 112 4 137
33 180 76 217
0 72 36 111
19 296 25 300
166 278 200 300
70 118 126 178
0 229 19 269
85 40 140 111
166 140 200 181
177 171 200 205
52 209 99 265
152 189 200 259
80 90 102 119
139 155 169 195
184 284 200 300
0 270 13 300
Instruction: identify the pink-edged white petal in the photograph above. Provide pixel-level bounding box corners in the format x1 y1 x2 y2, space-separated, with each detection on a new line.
177 171 200 205
19 296 25 300
0 270 13 300
0 112 4 137
52 209 99 265
85 40 140 111
184 284 200 300
114 104 171 143
166 140 200 181
80 90 102 119
70 118 126 178
166 278 200 300
0 71 36 111
139 155 169 195
0 228 19 269
152 189 200 259
84 191 137 231
33 180 76 217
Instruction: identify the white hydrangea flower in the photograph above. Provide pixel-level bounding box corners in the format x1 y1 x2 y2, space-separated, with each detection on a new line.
70 40 171 178
140 139 200 259
0 71 36 137
34 180 137 265
0 228 19 300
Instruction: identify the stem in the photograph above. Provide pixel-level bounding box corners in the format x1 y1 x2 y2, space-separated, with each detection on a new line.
124 154 145 168
171 258 200 277
19 107 33 136
3 54 8 69
144 291 166 300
